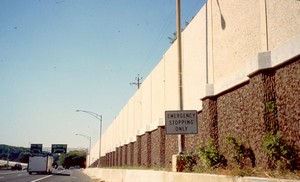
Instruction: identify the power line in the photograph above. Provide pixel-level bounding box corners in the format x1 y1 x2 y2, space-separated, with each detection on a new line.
137 4 175 75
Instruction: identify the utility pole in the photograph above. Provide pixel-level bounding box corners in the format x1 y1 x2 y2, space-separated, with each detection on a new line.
176 0 184 154
130 74 143 89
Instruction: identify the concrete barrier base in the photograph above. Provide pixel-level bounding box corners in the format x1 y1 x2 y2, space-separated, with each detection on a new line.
83 168 298 182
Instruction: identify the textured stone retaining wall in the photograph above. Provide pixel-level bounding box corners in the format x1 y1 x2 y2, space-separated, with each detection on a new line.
141 132 151 168
151 127 166 168
133 136 141 166
97 57 299 169
275 59 300 150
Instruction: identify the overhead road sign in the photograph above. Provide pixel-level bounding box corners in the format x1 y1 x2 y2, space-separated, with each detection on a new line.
30 144 43 153
51 144 67 154
165 110 198 134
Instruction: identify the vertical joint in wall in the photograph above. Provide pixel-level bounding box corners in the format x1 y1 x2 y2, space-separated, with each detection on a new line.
250 51 278 134
159 126 166 168
137 136 142 166
201 95 218 145
262 70 278 133
146 132 152 168
119 147 122 167
209 98 218 145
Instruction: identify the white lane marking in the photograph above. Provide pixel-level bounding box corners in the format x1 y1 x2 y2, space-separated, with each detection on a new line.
0 176 4 179
31 175 53 182
0 171 25 175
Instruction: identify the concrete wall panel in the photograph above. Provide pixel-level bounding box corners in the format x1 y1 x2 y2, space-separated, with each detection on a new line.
182 7 207 110
134 89 142 135
164 45 179 111
211 0 261 83
151 59 165 125
123 104 129 143
267 0 300 50
141 75 152 130
127 96 135 142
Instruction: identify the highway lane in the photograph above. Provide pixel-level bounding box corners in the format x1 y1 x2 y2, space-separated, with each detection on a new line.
0 170 35 182
0 169 94 182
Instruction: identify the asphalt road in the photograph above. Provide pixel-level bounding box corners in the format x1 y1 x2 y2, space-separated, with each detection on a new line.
0 169 94 182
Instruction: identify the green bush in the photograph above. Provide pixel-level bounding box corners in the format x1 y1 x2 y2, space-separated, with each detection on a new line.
265 102 279 134
262 132 299 170
198 139 227 169
225 136 255 169
177 152 198 172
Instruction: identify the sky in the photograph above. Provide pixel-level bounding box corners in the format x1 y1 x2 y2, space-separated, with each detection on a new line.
0 0 206 149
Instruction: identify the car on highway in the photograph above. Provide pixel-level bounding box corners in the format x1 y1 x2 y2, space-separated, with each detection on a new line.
11 164 22 171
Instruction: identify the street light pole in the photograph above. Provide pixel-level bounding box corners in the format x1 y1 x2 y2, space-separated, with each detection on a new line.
76 110 102 168
75 134 91 167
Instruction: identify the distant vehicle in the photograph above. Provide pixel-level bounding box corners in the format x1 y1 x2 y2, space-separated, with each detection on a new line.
27 156 54 174
57 166 64 170
69 166 74 169
74 165 80 169
11 164 22 171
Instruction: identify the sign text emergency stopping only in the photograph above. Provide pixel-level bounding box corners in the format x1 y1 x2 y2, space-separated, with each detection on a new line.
165 110 198 134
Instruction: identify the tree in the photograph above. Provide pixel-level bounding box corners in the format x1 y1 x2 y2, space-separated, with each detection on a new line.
168 32 177 44
60 150 86 168
0 145 30 162
18 152 31 163
168 21 191 44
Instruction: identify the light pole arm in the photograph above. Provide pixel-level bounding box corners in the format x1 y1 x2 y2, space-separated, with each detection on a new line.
76 109 102 168
76 110 102 120
75 134 91 141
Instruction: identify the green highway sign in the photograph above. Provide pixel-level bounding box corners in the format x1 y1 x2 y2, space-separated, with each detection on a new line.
51 144 67 154
30 144 43 153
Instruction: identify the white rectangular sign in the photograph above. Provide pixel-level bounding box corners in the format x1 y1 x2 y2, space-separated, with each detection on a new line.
165 110 198 134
